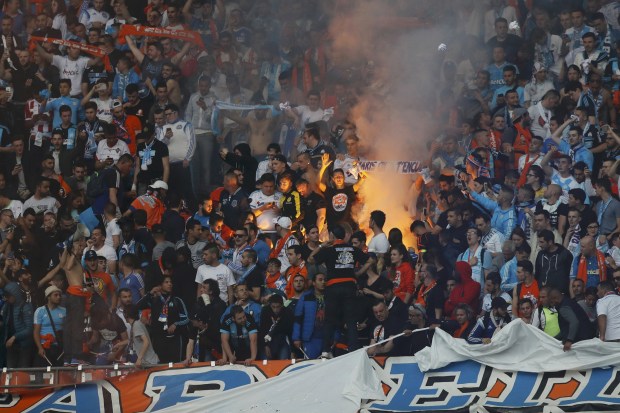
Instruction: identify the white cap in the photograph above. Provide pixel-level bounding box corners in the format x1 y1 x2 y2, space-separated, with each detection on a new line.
149 180 169 190
45 285 62 298
274 216 292 229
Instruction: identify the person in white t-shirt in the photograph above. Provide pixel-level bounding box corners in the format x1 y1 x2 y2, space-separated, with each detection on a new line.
367 210 390 256
35 43 98 97
83 226 118 275
527 89 559 139
23 177 60 215
195 243 236 304
103 202 121 249
285 90 332 131
95 123 130 170
596 281 620 341
82 81 114 123
249 173 282 235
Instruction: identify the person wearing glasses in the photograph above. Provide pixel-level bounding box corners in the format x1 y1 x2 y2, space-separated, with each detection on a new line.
224 228 252 279
524 165 546 201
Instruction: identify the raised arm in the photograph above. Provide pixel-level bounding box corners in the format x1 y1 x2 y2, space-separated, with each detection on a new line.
182 0 195 20
317 153 332 193
35 43 54 64
540 146 558 178
550 118 573 145
171 42 191 67
125 36 145 65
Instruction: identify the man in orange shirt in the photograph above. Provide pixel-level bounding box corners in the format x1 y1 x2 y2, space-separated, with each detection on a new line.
284 245 308 298
84 250 117 309
112 100 143 155
512 260 540 316
124 180 167 228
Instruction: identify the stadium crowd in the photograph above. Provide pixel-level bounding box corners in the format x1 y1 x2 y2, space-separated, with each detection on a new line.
2 0 620 370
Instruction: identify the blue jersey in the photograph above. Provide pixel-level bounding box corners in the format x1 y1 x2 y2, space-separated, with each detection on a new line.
44 96 81 128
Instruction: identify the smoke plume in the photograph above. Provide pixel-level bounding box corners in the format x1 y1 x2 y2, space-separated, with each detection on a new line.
325 0 462 243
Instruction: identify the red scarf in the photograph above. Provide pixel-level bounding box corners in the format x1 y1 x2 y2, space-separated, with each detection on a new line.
30 36 112 71
577 250 607 284
265 271 283 289
270 231 293 259
453 321 470 338
117 25 205 49
416 281 436 307
516 153 541 188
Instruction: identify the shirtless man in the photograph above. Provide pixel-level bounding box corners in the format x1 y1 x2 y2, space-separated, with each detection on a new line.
292 152 319 192
221 107 278 156
63 234 91 364
160 61 183 106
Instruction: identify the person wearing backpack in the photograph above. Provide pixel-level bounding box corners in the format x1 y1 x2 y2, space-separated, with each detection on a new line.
90 153 135 215
457 228 493 286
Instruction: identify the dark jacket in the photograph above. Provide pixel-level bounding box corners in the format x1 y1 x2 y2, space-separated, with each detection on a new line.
5 151 39 193
137 292 189 338
1 282 34 347
535 244 573 294
259 304 294 343
557 296 596 343
223 148 258 194
192 295 226 352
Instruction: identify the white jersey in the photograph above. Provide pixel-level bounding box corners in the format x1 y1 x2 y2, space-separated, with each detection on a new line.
51 55 90 96
80 8 111 29
165 120 196 163
334 155 361 185
249 190 283 233
277 235 299 273
96 139 130 162
551 170 580 202
294 105 331 130
91 97 114 123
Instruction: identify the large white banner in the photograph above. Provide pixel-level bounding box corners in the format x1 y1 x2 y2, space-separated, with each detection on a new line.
158 349 384 413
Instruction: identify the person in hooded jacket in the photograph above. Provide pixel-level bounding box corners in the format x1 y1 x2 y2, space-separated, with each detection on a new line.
535 229 573 294
444 262 481 318
220 143 258 194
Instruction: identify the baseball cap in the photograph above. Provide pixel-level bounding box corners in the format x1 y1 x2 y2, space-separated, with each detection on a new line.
273 154 287 163
149 180 169 190
274 216 292 229
84 250 98 260
45 285 62 298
